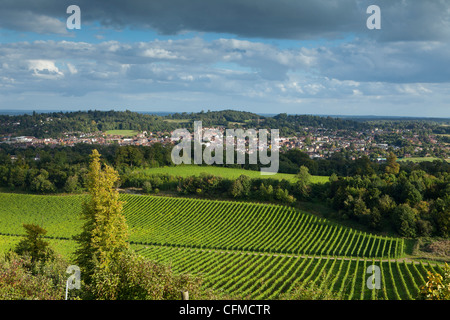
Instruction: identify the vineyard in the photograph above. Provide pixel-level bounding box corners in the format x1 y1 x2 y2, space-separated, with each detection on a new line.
0 193 403 259
121 194 403 258
0 193 84 238
0 192 437 300
136 245 441 300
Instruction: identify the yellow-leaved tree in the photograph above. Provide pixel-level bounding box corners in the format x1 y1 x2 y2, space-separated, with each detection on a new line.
74 149 129 299
385 152 400 175
419 263 450 300
72 149 216 300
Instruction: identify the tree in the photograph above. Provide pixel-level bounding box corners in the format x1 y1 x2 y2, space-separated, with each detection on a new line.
329 173 338 183
354 156 375 176
74 149 129 289
369 207 383 230
297 165 311 184
385 152 400 174
401 181 422 206
71 152 215 300
229 175 251 199
432 195 450 237
230 178 244 198
274 187 296 205
142 181 152 193
14 224 53 264
296 165 311 199
30 169 55 194
378 194 396 217
351 197 370 218
8 166 27 189
392 204 417 237
64 174 80 193
259 183 273 201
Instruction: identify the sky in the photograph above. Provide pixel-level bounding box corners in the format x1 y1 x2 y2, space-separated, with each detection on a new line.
0 0 449 117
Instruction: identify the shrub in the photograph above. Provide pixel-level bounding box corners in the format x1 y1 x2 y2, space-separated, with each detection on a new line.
84 251 218 300
419 263 450 300
0 252 67 300
142 181 152 193
14 224 54 264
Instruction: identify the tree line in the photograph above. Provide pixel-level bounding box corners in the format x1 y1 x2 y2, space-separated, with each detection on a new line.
1 143 448 194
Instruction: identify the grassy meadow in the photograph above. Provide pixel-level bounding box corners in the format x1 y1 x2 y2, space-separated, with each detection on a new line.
139 165 330 183
397 157 450 163
105 129 139 137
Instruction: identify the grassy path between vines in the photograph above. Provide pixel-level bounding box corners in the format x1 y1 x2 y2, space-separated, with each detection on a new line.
133 243 446 266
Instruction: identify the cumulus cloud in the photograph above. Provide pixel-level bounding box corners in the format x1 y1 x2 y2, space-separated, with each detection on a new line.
0 38 446 101
28 60 64 79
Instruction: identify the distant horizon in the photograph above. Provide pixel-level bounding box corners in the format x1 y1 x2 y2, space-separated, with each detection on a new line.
1 108 449 120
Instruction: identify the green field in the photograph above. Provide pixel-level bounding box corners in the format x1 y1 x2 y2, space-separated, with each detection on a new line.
397 157 450 163
0 192 438 300
163 119 191 124
139 165 329 183
105 129 139 136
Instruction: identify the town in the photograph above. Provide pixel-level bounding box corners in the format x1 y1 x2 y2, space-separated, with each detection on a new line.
2 118 449 163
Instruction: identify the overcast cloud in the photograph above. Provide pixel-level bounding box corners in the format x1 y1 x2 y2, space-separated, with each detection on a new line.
2 0 450 41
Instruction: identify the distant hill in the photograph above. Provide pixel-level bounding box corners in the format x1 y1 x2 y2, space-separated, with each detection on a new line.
0 109 361 138
1 109 448 138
